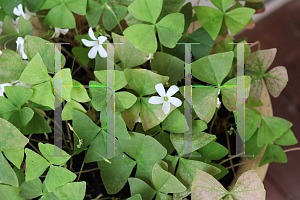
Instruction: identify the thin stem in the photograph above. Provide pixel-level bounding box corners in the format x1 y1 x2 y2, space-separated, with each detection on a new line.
218 152 245 165
28 142 43 156
159 41 163 52
77 153 86 181
284 147 300 153
226 159 255 169
71 56 76 73
225 129 237 178
209 107 219 134
74 167 100 174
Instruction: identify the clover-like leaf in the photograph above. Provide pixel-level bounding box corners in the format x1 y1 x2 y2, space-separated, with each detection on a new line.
62 100 86 121
0 152 19 187
30 81 54 110
257 116 292 147
161 109 189 133
230 170 266 199
152 163 186 193
19 178 43 199
127 0 162 24
211 0 234 12
4 86 33 108
259 144 287 167
0 184 24 200
38 143 71 165
8 107 34 128
264 66 288 98
25 148 50 182
274 129 298 146
191 170 228 200
128 178 156 200
53 182 86 200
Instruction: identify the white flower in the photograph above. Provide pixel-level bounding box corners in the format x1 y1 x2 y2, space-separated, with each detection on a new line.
0 50 2 55
0 83 12 97
216 89 222 108
137 114 142 123
81 27 107 59
51 27 69 38
12 80 32 88
146 54 154 63
13 4 30 23
149 83 182 114
16 37 27 59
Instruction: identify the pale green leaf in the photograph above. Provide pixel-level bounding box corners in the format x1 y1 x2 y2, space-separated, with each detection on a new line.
127 0 162 23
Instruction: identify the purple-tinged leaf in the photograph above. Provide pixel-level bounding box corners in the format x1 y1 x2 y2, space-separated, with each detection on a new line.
264 66 288 98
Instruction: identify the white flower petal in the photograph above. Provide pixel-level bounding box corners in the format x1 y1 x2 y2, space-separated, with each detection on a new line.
148 96 164 104
88 27 97 41
13 7 22 16
51 32 56 38
97 45 107 58
169 97 182 107
81 39 98 47
166 85 179 97
216 97 221 108
24 14 30 20
98 36 107 44
20 46 27 59
218 89 220 95
0 50 2 55
137 114 142 123
155 83 165 97
60 28 69 35
88 45 98 59
162 101 170 114
17 4 23 13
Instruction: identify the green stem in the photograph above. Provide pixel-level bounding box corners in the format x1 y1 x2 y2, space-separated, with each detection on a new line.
159 41 163 53
218 152 245 165
77 152 86 182
209 107 220 134
105 3 123 34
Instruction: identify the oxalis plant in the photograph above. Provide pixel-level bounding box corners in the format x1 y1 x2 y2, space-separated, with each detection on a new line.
0 0 298 199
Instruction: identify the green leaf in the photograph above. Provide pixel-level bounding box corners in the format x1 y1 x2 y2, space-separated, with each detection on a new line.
154 130 174 154
18 15 33 37
112 33 149 69
225 7 255 35
70 80 91 103
20 109 52 135
0 49 26 84
53 182 86 200
257 116 293 147
187 28 215 60
8 107 34 128
233 40 251 58
102 111 131 139
230 170 266 199
0 117 29 151
163 155 178 175
211 0 234 12
5 86 33 108
0 184 24 200
192 51 233 85
62 100 86 121
0 152 19 186
158 0 185 20
237 106 260 141
247 97 263 107
194 6 223 40
64 0 87 15
153 163 186 193
161 109 189 133
38 143 71 165
24 35 66 74
86 0 103 27
40 0 62 9
94 70 127 91
245 129 263 159
124 24 157 53
103 4 127 31
156 13 184 48
221 76 251 111
176 159 221 198
3 148 24 169
127 0 162 23
51 68 73 102
191 170 228 199
44 4 75 29
128 178 156 200
13 167 25 185
98 155 136 194
72 47 90 66
44 165 76 192
179 87 217 123
25 0 46 13
121 97 141 130
274 129 298 146
19 53 50 85
245 48 277 101
115 92 137 113
180 2 193 33
151 52 184 85
213 36 234 54
119 132 167 164
0 16 18 50
19 178 43 199
0 96 17 120
192 120 207 133
259 144 287 167
140 97 176 131
127 194 142 200
171 132 216 155
124 69 169 96
264 66 288 98
85 130 124 163
25 148 50 182
210 163 229 180
198 141 228 161
89 81 107 111
30 81 54 110
71 109 101 154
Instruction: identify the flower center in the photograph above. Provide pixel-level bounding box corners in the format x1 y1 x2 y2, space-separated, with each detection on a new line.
163 97 168 101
